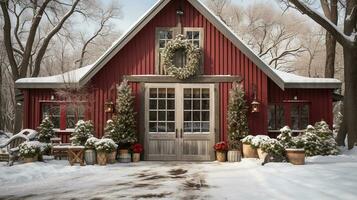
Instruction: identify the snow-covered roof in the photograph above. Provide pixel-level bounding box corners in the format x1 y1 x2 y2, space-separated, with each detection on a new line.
16 65 93 88
273 69 341 89
15 0 341 90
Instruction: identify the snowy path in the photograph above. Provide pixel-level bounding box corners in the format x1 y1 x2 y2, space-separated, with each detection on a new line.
1 149 357 200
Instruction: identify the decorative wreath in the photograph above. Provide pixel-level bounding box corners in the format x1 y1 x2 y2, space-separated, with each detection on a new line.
162 35 201 80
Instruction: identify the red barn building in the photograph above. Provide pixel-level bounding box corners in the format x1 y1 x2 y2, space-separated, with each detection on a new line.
16 0 341 161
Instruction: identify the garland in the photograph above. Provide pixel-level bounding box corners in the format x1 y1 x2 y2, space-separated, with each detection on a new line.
162 35 201 80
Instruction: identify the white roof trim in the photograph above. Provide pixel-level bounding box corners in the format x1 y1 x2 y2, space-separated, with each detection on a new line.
15 0 341 90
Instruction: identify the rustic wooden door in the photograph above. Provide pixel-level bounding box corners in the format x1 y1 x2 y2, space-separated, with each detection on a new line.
145 83 215 161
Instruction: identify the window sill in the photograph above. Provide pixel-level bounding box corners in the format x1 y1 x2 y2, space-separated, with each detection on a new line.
54 129 75 133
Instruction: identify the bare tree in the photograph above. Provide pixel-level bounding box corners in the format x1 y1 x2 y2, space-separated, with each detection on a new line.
283 0 357 149
75 2 121 68
320 0 338 78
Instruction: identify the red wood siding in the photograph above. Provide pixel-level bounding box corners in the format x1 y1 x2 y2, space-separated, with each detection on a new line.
88 0 268 140
268 80 333 127
21 0 333 144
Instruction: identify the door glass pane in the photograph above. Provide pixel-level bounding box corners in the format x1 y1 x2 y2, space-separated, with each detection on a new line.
291 105 299 130
184 89 191 98
183 87 210 134
148 87 175 133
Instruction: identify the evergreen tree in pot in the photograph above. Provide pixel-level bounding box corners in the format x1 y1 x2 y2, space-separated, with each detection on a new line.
106 80 137 163
37 116 56 156
227 82 248 162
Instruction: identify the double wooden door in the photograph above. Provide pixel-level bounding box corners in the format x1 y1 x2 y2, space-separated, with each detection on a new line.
145 83 215 161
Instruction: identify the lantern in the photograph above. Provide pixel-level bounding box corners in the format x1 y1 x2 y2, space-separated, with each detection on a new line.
251 100 260 113
104 101 114 113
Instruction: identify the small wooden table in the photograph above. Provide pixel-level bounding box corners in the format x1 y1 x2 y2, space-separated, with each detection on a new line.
52 145 70 160
68 146 85 166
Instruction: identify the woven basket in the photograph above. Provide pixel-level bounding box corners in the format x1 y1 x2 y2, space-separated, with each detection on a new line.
242 144 258 158
97 152 107 166
216 151 226 162
132 153 140 162
106 151 116 164
286 149 305 165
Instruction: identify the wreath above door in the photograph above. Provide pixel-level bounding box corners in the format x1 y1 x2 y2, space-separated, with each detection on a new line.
162 35 201 80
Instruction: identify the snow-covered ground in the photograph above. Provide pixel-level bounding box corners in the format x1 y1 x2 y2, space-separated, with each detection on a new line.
1 148 357 200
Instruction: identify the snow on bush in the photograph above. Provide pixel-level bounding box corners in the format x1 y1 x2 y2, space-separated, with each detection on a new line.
277 121 339 156
19 141 42 158
70 120 95 146
251 135 270 148
38 117 55 143
260 138 285 160
95 138 118 153
85 137 100 149
241 135 255 145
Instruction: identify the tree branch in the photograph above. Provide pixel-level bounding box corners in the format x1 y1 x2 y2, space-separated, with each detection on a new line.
288 0 357 48
32 0 80 77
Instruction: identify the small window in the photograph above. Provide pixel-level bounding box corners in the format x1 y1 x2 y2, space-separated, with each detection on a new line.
291 104 309 130
41 103 86 130
268 104 285 130
186 31 200 48
42 104 60 128
158 30 173 49
66 105 85 129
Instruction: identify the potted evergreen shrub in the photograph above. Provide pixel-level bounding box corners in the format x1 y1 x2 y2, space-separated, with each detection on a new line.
214 141 228 162
84 137 99 165
278 126 305 165
260 138 285 164
131 143 143 162
227 82 248 162
70 120 95 146
105 80 137 163
241 135 258 158
38 117 55 156
95 138 117 165
19 141 42 163
251 135 270 160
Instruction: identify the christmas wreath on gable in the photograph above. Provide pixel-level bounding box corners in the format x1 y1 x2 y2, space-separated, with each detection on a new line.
162 35 201 80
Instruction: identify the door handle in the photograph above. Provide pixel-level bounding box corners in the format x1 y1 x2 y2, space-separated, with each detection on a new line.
175 129 178 138
180 128 183 138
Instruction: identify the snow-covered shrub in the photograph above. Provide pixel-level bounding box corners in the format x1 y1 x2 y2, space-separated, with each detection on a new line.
302 121 339 156
241 135 255 145
251 135 270 148
277 126 294 148
19 141 42 158
95 138 118 153
70 120 95 146
38 117 55 143
260 139 285 160
277 121 339 156
85 137 99 149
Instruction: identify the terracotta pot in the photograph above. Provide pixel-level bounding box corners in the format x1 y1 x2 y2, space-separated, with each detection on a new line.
285 149 305 165
242 144 258 158
106 151 116 164
286 149 305 165
119 149 131 163
257 148 268 160
132 153 141 162
216 151 226 162
96 151 107 166
227 150 241 162
23 155 38 163
84 149 96 165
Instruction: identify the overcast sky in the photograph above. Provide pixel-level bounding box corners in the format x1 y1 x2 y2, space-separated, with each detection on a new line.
111 0 280 32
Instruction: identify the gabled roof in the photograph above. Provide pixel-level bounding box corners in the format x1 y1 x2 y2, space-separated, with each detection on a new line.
16 0 341 90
